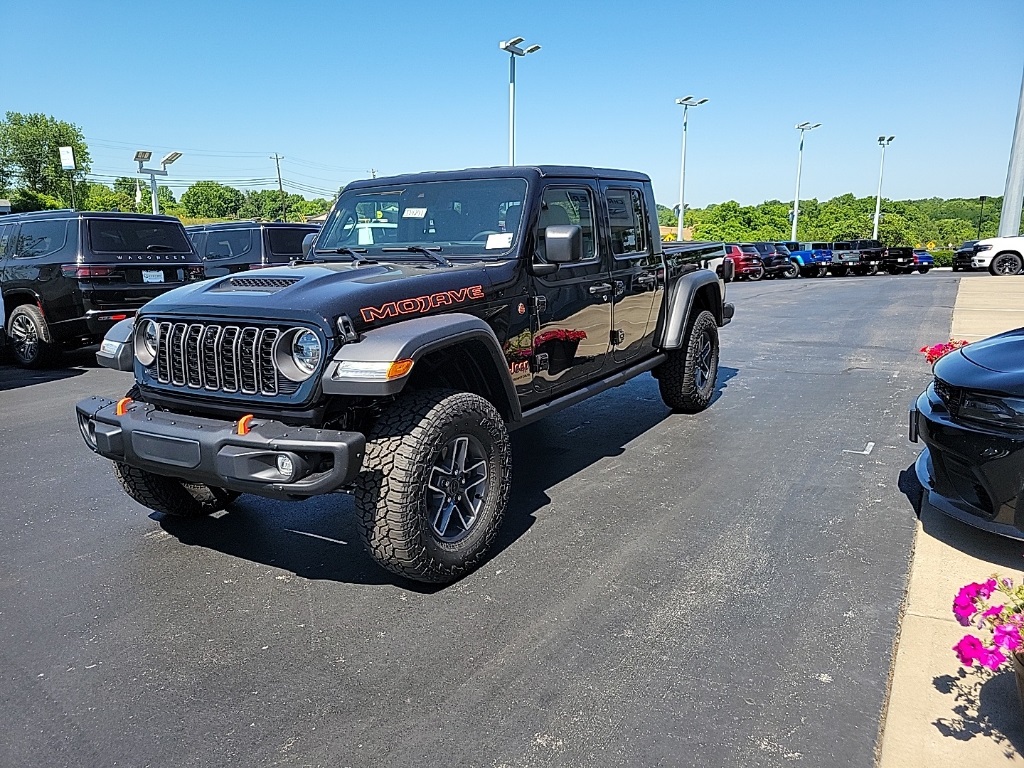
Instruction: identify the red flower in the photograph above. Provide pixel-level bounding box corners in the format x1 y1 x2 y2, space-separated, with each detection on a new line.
920 339 968 364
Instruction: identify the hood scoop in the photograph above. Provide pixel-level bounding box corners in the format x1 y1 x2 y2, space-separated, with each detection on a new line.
218 276 302 292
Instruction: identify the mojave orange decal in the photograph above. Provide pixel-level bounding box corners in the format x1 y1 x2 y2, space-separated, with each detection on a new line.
360 285 485 323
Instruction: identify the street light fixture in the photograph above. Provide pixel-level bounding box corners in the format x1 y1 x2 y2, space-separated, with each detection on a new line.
791 122 821 241
499 36 541 165
674 96 709 241
872 135 895 240
136 149 183 215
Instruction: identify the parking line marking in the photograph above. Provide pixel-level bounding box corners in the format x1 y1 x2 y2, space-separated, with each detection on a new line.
843 441 875 455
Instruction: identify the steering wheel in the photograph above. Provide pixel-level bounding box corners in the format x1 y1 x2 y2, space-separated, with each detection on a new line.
471 230 500 241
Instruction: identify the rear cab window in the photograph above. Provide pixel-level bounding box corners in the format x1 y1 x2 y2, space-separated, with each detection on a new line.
204 229 252 260
606 188 649 257
267 228 315 262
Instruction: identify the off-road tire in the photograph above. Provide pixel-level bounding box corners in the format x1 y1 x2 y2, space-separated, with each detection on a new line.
990 252 1023 276
656 310 719 414
113 463 238 517
354 389 512 584
8 304 57 368
865 263 879 276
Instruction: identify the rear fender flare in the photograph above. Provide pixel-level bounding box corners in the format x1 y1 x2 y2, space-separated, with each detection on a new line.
656 271 724 350
321 313 521 421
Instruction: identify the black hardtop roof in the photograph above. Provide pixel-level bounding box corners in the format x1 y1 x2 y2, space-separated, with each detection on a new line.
345 165 651 190
185 220 320 232
0 209 183 224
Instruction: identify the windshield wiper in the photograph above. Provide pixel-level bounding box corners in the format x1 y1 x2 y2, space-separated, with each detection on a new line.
307 247 376 265
381 245 453 268
146 244 176 251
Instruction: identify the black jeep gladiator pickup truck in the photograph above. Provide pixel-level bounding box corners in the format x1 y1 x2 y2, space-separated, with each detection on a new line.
76 166 734 583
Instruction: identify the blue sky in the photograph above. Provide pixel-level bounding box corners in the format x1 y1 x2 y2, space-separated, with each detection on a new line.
5 0 1022 208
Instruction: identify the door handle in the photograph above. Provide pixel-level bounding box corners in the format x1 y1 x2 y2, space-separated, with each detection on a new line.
589 282 612 295
636 273 657 286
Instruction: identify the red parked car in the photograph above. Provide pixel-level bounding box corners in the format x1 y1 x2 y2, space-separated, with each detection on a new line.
724 243 765 281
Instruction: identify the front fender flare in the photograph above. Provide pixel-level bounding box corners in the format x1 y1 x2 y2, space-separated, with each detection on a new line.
321 313 521 421
96 318 135 371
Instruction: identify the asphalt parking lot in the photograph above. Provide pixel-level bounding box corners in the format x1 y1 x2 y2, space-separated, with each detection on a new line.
0 273 977 767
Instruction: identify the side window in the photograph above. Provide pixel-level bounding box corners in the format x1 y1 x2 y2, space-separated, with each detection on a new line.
0 224 9 258
17 220 68 258
537 187 596 261
205 229 252 260
607 188 648 257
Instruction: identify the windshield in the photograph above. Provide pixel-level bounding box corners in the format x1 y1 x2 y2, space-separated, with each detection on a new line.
316 178 528 259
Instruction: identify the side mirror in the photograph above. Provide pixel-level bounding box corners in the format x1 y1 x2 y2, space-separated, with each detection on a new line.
545 224 583 264
301 232 316 259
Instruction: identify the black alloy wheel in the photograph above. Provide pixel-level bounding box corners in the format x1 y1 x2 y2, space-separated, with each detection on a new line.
784 261 800 279
7 304 55 368
748 265 764 281
991 252 1023 276
656 310 719 414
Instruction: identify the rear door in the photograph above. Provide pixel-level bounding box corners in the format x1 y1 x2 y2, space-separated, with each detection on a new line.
602 182 659 365
530 183 613 398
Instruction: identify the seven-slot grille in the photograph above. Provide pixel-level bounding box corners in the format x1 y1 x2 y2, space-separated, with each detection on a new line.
153 321 302 397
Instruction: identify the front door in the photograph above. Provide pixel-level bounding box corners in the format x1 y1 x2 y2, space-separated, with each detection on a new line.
530 183 612 398
602 183 660 366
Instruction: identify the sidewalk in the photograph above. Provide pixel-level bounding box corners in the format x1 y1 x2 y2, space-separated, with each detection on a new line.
878 277 1024 766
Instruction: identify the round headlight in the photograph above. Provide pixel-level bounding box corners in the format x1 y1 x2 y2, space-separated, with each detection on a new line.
291 330 322 376
135 319 159 366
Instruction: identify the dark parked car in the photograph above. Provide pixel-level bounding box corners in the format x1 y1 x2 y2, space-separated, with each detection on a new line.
912 249 934 273
849 239 884 276
751 242 798 278
186 222 320 277
880 246 916 274
953 241 978 272
911 329 1024 539
724 243 765 280
1 210 204 367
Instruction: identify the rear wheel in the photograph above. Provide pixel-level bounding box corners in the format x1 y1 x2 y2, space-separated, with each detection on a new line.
816 265 828 278
952 264 961 272
354 389 511 584
113 464 238 517
865 263 879 276
784 261 799 279
887 265 902 275
747 265 764 281
831 266 850 277
656 310 719 414
918 266 931 274
8 304 57 368
990 252 1023 276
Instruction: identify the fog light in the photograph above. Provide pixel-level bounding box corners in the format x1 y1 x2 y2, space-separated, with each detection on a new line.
276 454 294 477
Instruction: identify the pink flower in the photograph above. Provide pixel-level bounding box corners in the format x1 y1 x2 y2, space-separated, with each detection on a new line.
954 635 985 665
978 646 1008 671
994 624 1022 652
983 604 1005 619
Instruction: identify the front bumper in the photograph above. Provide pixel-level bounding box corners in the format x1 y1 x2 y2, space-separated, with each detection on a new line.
910 390 1024 538
76 397 366 500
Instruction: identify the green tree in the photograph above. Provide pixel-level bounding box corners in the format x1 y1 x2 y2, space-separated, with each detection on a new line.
0 112 90 203
656 204 678 228
239 189 285 220
180 181 244 218
936 218 976 248
81 183 134 212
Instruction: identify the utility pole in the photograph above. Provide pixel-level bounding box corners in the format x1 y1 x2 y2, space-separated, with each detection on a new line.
999 62 1024 237
791 122 821 241
271 153 287 221
978 195 989 239
872 136 895 240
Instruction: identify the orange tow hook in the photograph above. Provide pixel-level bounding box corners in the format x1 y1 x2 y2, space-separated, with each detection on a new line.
115 397 133 416
237 414 255 436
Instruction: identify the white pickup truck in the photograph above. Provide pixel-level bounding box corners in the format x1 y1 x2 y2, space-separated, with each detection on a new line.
967 235 1024 275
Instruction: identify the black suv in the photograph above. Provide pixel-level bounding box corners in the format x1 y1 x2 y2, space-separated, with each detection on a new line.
77 165 734 584
953 241 978 272
186 222 321 277
751 242 798 278
1 211 204 367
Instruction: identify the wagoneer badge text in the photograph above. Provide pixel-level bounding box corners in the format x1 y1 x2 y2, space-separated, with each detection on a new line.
360 285 485 322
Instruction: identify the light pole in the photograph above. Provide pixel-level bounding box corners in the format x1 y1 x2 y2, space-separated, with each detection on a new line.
872 135 894 240
499 36 540 166
999 61 1024 237
791 122 821 241
675 96 708 241
135 150 182 215
978 195 989 239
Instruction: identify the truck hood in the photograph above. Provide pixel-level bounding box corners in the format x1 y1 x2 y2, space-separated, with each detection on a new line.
139 259 502 335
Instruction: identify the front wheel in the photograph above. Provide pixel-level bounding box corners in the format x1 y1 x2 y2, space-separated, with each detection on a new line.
656 310 719 414
354 389 511 584
114 464 238 517
990 252 1023 276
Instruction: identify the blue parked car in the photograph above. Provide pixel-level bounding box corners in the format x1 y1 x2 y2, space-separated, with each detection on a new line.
912 248 934 274
780 241 833 278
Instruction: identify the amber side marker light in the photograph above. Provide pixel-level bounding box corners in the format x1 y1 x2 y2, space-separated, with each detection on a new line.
237 414 255 435
387 359 415 379
115 397 133 416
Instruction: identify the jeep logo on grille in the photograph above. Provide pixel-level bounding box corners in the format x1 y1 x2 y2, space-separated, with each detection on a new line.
360 285 485 323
